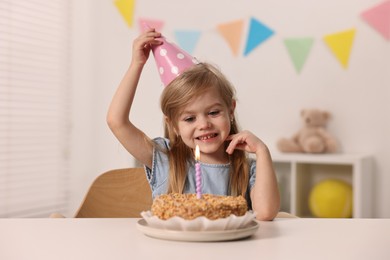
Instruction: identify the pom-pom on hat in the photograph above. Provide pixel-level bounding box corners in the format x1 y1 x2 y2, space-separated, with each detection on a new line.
146 26 199 86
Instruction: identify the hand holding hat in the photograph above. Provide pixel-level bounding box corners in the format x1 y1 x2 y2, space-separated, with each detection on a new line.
144 24 199 86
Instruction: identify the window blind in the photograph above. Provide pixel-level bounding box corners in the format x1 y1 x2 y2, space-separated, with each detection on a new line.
0 0 70 217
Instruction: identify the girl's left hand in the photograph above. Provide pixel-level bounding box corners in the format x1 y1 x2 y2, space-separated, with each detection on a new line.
225 130 267 155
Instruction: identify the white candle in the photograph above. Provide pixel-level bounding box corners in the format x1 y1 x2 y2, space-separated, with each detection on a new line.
195 145 202 199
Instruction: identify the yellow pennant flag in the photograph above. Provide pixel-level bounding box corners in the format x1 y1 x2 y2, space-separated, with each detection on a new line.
323 29 356 69
217 19 244 56
114 0 135 27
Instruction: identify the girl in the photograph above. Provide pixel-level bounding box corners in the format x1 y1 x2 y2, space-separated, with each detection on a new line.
107 29 280 221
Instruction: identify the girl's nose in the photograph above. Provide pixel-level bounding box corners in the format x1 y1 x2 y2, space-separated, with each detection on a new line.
198 116 211 129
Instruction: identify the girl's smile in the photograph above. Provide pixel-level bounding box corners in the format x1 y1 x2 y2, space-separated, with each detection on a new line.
196 132 218 141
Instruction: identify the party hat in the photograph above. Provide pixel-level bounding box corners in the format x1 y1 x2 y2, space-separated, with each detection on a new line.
146 25 198 86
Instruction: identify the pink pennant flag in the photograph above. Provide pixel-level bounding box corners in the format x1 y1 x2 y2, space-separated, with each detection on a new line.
361 0 390 40
138 18 165 33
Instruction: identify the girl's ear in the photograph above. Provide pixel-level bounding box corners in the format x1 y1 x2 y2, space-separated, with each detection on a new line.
230 99 236 118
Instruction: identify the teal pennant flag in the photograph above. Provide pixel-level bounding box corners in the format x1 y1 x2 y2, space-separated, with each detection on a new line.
174 30 202 55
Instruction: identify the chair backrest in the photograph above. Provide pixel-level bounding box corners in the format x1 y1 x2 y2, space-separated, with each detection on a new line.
75 168 152 218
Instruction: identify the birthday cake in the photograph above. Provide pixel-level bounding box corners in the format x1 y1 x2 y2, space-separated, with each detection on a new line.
151 193 248 220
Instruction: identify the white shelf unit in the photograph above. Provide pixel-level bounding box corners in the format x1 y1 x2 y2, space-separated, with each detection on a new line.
272 153 373 218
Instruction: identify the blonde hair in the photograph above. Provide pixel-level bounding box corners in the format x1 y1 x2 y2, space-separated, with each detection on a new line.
160 63 249 197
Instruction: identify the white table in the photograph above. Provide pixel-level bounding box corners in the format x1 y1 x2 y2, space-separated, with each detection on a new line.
0 218 389 260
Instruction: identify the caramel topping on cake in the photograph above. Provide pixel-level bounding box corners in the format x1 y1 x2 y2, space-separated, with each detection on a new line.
151 193 248 220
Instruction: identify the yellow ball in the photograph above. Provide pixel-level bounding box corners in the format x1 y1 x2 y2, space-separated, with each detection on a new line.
309 179 353 218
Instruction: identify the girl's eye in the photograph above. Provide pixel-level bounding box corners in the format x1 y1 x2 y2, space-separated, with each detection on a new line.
184 116 195 122
209 110 220 116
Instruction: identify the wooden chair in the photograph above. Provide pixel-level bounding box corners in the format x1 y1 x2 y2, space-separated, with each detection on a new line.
50 168 152 218
50 167 296 219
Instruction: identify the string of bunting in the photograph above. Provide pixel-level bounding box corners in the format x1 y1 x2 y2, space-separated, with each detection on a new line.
114 0 389 73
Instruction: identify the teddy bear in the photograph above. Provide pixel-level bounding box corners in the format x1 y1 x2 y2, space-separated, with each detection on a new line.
277 109 338 153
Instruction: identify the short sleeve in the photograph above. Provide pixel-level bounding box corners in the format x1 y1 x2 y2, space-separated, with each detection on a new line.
248 158 256 192
245 158 257 210
144 137 170 197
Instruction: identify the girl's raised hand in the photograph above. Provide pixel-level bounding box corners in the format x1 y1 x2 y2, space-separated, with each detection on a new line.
131 29 162 66
225 130 268 155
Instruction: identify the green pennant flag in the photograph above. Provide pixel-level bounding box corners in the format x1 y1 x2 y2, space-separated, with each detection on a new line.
283 38 314 73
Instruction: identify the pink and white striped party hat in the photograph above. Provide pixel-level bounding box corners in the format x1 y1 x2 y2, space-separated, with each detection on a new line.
146 26 198 86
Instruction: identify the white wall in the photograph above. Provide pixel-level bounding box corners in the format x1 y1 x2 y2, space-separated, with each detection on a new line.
70 0 390 217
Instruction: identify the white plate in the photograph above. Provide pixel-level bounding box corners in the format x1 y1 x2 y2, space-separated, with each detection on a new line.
136 219 259 242
140 211 256 231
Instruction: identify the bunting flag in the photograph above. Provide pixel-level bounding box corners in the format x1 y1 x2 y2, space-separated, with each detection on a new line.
244 17 274 56
283 38 314 73
323 29 356 69
361 0 390 41
114 0 136 27
217 19 245 56
113 4 388 70
174 30 202 54
138 18 164 32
